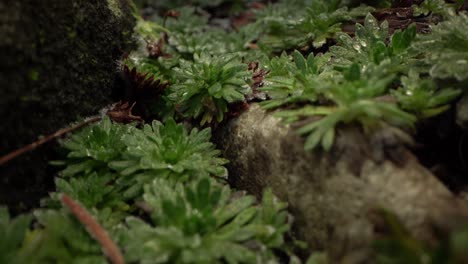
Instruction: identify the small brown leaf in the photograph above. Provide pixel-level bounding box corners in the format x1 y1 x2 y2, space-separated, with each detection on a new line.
106 101 143 124
164 10 181 18
247 62 270 101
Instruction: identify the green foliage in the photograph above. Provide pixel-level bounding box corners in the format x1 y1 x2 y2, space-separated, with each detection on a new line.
55 173 115 208
374 209 468 264
57 117 227 200
117 177 289 263
414 12 468 81
25 112 294 263
163 7 208 33
135 16 169 40
123 7 259 122
58 117 133 178
260 47 418 151
171 53 251 124
169 29 244 57
38 105 301 263
125 8 209 83
0 208 31 264
412 0 452 17
305 253 329 264
165 8 234 56
135 0 246 14
297 2 370 48
144 7 248 58
48 172 129 217
260 51 327 109
252 0 372 52
330 13 417 73
392 71 462 118
21 209 106 264
275 64 415 150
110 118 228 198
257 10 464 151
3 1 468 262
122 53 174 83
1 208 110 264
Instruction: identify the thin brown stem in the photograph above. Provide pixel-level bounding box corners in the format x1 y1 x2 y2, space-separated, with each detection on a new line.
61 193 125 264
0 116 101 166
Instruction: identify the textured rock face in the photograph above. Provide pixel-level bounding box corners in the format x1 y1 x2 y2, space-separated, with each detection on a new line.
215 104 468 262
457 93 468 129
0 0 135 210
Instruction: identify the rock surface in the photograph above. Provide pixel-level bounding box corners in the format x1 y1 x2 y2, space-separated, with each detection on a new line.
215 104 468 262
457 92 468 129
0 0 135 211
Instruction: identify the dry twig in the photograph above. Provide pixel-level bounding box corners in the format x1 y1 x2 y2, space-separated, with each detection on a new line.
0 116 101 166
0 101 144 166
61 193 125 264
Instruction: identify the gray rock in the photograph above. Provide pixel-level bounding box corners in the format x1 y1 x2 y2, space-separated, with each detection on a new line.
457 92 468 129
215 104 468 262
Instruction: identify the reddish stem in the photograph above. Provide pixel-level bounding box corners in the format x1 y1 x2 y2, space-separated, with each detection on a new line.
0 116 101 166
61 193 125 264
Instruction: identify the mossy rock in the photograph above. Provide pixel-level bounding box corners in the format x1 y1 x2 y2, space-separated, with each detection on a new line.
215 104 468 262
0 0 135 212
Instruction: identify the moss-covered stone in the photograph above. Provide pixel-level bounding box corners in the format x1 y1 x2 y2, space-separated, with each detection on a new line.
0 0 135 211
215 104 468 262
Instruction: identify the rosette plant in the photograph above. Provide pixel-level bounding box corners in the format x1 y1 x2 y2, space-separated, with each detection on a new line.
171 53 251 125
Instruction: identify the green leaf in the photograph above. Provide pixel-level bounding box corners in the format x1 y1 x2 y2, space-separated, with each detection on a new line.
119 176 289 263
20 209 105 263
321 128 335 151
391 25 416 54
414 13 468 81
216 196 255 226
304 129 324 150
345 63 361 81
293 50 307 73
0 208 32 264
172 53 251 124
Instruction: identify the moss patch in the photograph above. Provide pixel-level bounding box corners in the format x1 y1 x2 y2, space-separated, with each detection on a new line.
107 0 124 18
